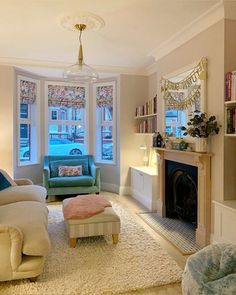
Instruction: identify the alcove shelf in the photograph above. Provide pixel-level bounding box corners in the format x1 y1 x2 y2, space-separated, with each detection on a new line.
134 95 157 134
134 113 157 119
225 100 236 136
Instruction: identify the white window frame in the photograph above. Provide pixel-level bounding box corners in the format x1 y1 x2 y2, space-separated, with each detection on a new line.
17 75 40 167
44 81 89 156
93 81 116 165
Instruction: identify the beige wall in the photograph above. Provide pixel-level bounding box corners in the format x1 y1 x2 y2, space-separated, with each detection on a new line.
152 20 225 204
0 66 14 177
119 74 149 189
148 72 157 100
224 19 236 200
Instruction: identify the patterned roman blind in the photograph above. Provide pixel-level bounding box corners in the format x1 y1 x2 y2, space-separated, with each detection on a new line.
20 79 37 104
96 85 113 108
48 85 86 109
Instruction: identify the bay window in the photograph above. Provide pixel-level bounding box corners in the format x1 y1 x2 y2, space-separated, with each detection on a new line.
94 82 116 164
46 82 88 156
18 76 40 166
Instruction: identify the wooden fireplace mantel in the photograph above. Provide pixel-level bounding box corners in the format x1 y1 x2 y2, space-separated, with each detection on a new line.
154 148 212 247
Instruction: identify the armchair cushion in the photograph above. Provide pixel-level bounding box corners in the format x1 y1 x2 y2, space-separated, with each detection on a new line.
49 176 95 188
50 159 89 177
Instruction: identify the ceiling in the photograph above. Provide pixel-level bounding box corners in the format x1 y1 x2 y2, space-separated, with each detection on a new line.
0 0 221 76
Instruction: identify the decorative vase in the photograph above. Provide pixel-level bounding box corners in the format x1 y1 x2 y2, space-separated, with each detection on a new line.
195 137 208 152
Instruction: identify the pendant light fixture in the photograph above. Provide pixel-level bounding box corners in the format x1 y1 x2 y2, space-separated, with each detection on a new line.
63 23 99 82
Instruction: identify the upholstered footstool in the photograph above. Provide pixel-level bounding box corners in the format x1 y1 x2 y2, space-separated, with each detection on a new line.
62 197 120 248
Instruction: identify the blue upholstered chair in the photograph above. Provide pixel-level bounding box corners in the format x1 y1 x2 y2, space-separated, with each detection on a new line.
43 155 100 197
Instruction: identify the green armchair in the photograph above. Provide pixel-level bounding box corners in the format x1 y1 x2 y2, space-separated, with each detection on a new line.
43 155 100 197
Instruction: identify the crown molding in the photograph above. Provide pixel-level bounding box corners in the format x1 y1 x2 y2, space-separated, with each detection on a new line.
146 0 225 75
0 57 147 76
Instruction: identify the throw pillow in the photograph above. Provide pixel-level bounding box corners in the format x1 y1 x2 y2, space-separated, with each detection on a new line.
58 165 83 177
50 158 89 177
0 169 17 190
0 172 12 191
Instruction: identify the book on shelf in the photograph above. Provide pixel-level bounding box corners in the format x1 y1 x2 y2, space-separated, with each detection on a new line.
225 71 236 101
226 107 236 134
136 116 157 133
135 95 157 117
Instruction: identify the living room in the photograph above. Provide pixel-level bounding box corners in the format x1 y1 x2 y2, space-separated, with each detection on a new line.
0 0 236 294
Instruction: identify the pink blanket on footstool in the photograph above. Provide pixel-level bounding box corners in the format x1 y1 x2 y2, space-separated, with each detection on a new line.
63 194 112 220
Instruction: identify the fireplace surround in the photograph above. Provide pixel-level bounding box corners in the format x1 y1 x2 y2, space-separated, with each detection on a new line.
155 148 212 247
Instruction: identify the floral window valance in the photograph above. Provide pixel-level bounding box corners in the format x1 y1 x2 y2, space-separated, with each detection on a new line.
161 57 207 110
96 85 113 108
20 79 37 104
48 85 86 109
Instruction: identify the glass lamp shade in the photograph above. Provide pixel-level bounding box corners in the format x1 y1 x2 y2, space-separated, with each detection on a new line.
63 62 99 82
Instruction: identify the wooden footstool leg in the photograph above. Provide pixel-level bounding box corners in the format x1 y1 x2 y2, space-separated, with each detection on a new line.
112 234 119 244
69 238 77 248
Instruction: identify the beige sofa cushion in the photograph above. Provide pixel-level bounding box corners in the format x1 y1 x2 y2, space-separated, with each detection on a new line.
0 185 47 206
0 201 50 256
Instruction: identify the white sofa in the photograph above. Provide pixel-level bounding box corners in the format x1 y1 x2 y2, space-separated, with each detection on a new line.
0 178 50 281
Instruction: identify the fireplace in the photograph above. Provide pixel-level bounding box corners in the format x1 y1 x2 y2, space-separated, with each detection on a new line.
155 148 212 247
165 161 198 227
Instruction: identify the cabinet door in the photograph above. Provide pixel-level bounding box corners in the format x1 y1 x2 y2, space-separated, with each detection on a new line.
131 169 144 195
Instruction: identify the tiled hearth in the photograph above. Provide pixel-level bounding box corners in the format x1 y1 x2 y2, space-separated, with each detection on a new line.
155 148 212 247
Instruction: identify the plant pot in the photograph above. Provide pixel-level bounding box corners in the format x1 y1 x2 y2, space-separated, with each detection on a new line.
195 137 208 152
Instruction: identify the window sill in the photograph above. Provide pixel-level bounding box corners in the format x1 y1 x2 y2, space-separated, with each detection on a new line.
18 161 40 167
95 160 116 166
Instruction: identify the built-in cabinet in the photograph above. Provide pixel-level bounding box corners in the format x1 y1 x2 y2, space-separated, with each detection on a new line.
130 166 158 211
214 70 236 244
213 200 236 244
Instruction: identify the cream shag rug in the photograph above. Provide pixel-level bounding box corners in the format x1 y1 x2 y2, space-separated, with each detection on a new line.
0 202 182 295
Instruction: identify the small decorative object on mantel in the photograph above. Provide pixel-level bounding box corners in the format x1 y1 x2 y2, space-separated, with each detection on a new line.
171 138 188 150
181 111 221 152
156 132 163 147
153 131 163 147
179 140 188 151
163 133 172 149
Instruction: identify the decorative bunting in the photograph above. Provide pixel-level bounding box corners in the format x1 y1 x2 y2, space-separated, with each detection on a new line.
161 57 207 110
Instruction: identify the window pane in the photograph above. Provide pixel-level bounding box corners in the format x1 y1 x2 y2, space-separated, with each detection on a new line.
165 108 186 137
51 110 58 120
49 106 84 122
20 103 29 119
49 124 85 155
20 123 30 161
102 107 113 121
101 126 113 160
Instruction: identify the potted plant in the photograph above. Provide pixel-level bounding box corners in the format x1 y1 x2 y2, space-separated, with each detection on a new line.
181 111 221 152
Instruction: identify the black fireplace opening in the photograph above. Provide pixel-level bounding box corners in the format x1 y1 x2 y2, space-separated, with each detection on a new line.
165 160 198 227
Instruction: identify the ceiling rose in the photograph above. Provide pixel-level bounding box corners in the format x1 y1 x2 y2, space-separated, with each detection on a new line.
59 12 105 31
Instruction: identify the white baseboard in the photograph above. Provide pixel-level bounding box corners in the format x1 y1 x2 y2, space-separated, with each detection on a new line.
101 182 119 194
119 186 131 196
101 183 131 196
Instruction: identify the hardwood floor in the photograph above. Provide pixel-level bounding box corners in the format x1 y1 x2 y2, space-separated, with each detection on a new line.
102 191 186 295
